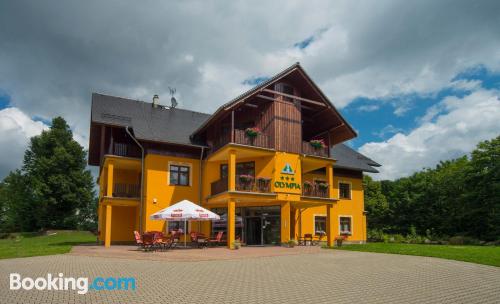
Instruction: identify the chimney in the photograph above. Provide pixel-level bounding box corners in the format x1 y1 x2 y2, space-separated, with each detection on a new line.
152 95 159 108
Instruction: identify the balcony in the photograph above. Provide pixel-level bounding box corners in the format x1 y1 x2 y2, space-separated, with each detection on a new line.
210 177 273 196
112 183 140 198
212 129 273 154
108 142 141 158
301 141 329 158
302 183 329 198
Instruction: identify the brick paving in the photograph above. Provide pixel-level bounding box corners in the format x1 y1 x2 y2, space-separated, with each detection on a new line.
0 248 499 304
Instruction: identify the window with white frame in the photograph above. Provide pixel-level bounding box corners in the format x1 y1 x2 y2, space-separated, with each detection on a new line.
169 163 191 186
339 182 351 199
314 216 326 235
339 216 352 235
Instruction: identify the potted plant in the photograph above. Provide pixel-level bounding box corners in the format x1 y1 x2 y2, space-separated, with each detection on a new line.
282 239 297 248
256 177 271 192
309 139 326 150
232 240 241 249
245 127 260 139
238 174 254 190
317 182 329 196
335 235 346 247
303 181 313 195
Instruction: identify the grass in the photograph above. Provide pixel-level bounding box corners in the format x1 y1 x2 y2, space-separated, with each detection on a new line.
330 242 500 267
0 230 96 259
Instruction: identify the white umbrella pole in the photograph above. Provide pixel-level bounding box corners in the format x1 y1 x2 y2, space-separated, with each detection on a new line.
184 219 187 247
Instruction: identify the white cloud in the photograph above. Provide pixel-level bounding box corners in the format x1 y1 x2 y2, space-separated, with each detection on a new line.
0 0 499 179
359 89 500 180
0 108 48 178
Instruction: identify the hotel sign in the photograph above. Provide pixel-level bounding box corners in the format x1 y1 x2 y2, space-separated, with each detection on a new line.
275 163 301 190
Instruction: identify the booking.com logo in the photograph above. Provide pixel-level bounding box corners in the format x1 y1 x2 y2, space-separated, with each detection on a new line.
10 273 136 295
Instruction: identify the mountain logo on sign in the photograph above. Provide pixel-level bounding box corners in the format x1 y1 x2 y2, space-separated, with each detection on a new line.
281 163 294 175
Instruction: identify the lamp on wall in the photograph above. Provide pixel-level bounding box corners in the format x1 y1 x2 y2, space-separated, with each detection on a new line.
153 198 157 204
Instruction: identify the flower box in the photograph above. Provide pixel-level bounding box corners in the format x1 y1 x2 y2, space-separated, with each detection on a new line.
245 127 260 138
309 139 327 149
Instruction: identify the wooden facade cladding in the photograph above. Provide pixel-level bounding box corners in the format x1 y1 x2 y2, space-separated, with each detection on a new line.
205 91 332 158
273 99 302 153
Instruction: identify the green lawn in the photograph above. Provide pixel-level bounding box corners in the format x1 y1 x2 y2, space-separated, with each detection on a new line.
0 231 96 259
331 243 500 267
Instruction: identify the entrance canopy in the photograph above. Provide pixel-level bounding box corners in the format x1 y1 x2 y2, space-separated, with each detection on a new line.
150 199 220 221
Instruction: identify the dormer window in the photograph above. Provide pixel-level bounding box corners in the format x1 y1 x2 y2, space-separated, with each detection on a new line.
275 83 295 101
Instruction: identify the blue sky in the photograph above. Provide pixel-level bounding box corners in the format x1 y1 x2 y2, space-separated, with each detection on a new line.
341 66 499 149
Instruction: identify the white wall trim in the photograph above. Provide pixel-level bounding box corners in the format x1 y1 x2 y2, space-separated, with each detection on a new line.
313 213 327 235
338 180 352 200
167 161 193 187
338 214 353 235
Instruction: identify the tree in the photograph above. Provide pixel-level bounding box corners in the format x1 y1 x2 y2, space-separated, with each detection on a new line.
463 136 500 240
363 175 389 230
22 117 95 230
0 170 36 232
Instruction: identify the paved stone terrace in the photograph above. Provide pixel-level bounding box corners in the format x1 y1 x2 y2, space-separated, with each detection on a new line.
0 248 499 304
69 245 324 261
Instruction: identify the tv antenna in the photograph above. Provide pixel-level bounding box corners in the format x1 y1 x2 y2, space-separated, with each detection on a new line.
169 87 177 108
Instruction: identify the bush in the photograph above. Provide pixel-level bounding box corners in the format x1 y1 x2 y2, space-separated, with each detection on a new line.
449 236 480 245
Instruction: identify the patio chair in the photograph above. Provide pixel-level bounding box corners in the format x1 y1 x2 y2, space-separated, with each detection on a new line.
133 231 144 249
142 233 155 251
152 232 169 251
299 234 313 246
169 231 180 249
208 231 224 247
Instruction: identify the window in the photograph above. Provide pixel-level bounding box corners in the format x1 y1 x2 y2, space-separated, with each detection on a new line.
339 182 351 199
314 216 326 235
339 217 352 235
168 221 185 233
169 164 190 186
220 162 255 179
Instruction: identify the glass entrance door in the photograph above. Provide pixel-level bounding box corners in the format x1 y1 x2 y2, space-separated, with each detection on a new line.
244 206 281 246
262 215 280 245
245 217 262 245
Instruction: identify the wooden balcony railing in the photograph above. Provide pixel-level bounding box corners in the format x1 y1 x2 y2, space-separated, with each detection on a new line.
211 129 273 154
112 183 140 198
210 177 272 196
302 184 329 198
108 142 141 158
211 179 228 196
302 141 329 158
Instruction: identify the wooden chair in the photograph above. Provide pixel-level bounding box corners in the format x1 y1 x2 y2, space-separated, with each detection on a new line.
208 231 224 247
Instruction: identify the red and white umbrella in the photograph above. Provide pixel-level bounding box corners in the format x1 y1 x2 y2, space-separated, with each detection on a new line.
150 199 220 220
150 200 220 247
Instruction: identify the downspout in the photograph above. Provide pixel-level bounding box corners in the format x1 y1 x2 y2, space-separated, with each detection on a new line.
126 126 144 233
198 146 205 232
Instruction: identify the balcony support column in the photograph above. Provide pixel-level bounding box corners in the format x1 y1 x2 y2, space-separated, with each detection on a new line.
105 204 112 247
326 163 334 199
106 161 114 197
228 149 236 191
281 201 291 243
227 199 236 249
326 204 335 247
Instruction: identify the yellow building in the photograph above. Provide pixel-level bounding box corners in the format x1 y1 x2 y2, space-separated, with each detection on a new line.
88 63 380 248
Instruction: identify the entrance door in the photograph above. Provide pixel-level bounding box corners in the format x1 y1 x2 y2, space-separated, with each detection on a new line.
245 217 262 245
262 215 280 245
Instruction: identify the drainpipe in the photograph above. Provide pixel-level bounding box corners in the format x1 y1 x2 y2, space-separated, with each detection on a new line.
126 126 144 233
198 146 205 232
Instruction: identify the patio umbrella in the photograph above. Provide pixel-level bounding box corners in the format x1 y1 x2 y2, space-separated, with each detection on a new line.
149 199 220 247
